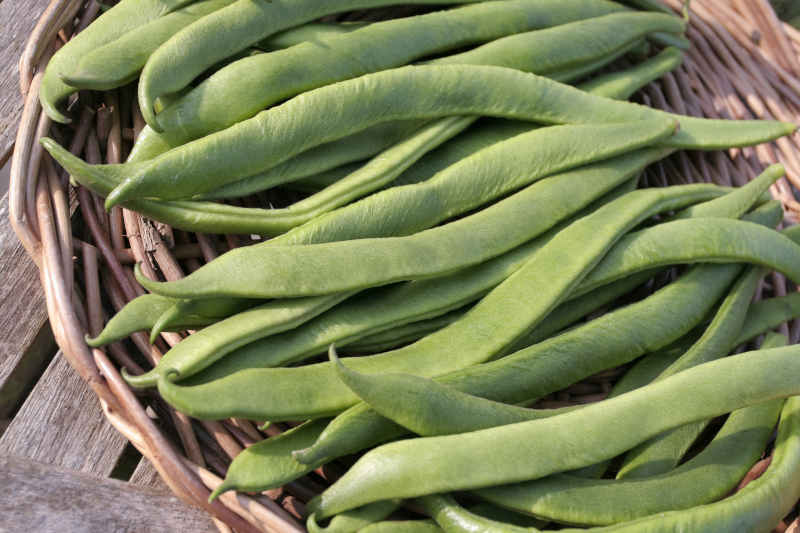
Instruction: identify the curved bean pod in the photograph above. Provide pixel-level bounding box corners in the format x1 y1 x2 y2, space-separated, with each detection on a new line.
123 292 351 388
196 115 474 235
306 501 401 533
615 270 767 479
63 0 236 90
134 121 678 299
157 8 677 143
39 0 193 123
477 366 785 526
474 397 782 524
359 520 441 533
124 42 683 174
735 291 800 345
295 263 741 468
155 184 726 421
571 218 800 296
292 192 780 467
193 10 671 202
137 0 625 130
86 294 258 347
343 308 467 354
129 146 671 388
309 344 800 517
96 64 794 207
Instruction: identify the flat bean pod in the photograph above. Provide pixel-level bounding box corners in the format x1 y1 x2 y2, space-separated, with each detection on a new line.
156 184 727 421
89 64 793 207
63 0 237 90
292 188 779 467
197 116 475 234
157 8 677 143
475 349 785 526
124 292 352 388
343 309 467 354
571 217 800 295
40 0 194 123
193 10 672 202
310 345 800 517
306 501 401 533
134 121 678 299
295 263 741 469
44 53 686 237
129 147 671 388
137 0 626 129
86 294 257 347
125 43 683 173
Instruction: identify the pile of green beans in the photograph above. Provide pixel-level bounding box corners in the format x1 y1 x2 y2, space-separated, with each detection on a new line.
40 1 800 531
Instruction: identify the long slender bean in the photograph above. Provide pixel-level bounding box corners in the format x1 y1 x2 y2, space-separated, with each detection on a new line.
306 501 401 533
136 0 627 129
155 9 678 142
40 0 193 123
194 10 674 202
86 294 257 347
155 184 727 421
104 63 794 207
127 146 674 388
309 344 800 517
62 0 236 90
134 121 677 298
472 334 788 526
46 50 685 236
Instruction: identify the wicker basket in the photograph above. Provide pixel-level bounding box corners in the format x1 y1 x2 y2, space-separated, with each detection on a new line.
10 0 800 531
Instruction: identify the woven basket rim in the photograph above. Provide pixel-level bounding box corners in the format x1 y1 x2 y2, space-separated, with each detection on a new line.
9 0 800 531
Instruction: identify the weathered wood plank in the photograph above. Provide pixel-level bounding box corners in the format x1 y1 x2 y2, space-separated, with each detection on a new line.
0 0 51 161
0 454 217 533
129 456 170 491
0 351 128 476
0 192 56 419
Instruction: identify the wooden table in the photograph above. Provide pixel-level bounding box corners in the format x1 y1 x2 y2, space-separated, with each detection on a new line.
0 2 216 531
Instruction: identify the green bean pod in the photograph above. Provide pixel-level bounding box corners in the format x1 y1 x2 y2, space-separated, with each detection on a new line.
122 67 709 206
137 0 627 130
89 64 794 207
292 190 781 467
155 8 678 143
474 347 786 526
735 292 800 345
306 501 401 533
359 520 441 533
124 292 351 388
127 146 673 388
45 51 686 237
194 9 675 201
197 116 474 234
62 0 236 90
133 122 679 299
156 184 726 422
570 218 800 296
343 309 466 354
40 0 194 123
124 41 683 176
309 344 800 517
430 388 800 532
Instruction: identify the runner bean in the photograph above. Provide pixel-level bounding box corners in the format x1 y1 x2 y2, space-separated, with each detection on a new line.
77 64 794 207
309 344 800 517
155 184 727 421
136 0 626 130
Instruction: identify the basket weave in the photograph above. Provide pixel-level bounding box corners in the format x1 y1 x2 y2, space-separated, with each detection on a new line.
9 0 800 531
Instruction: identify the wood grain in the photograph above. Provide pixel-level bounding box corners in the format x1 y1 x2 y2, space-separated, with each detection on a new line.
0 351 128 476
0 192 55 418
0 0 51 161
129 457 171 491
0 454 217 533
